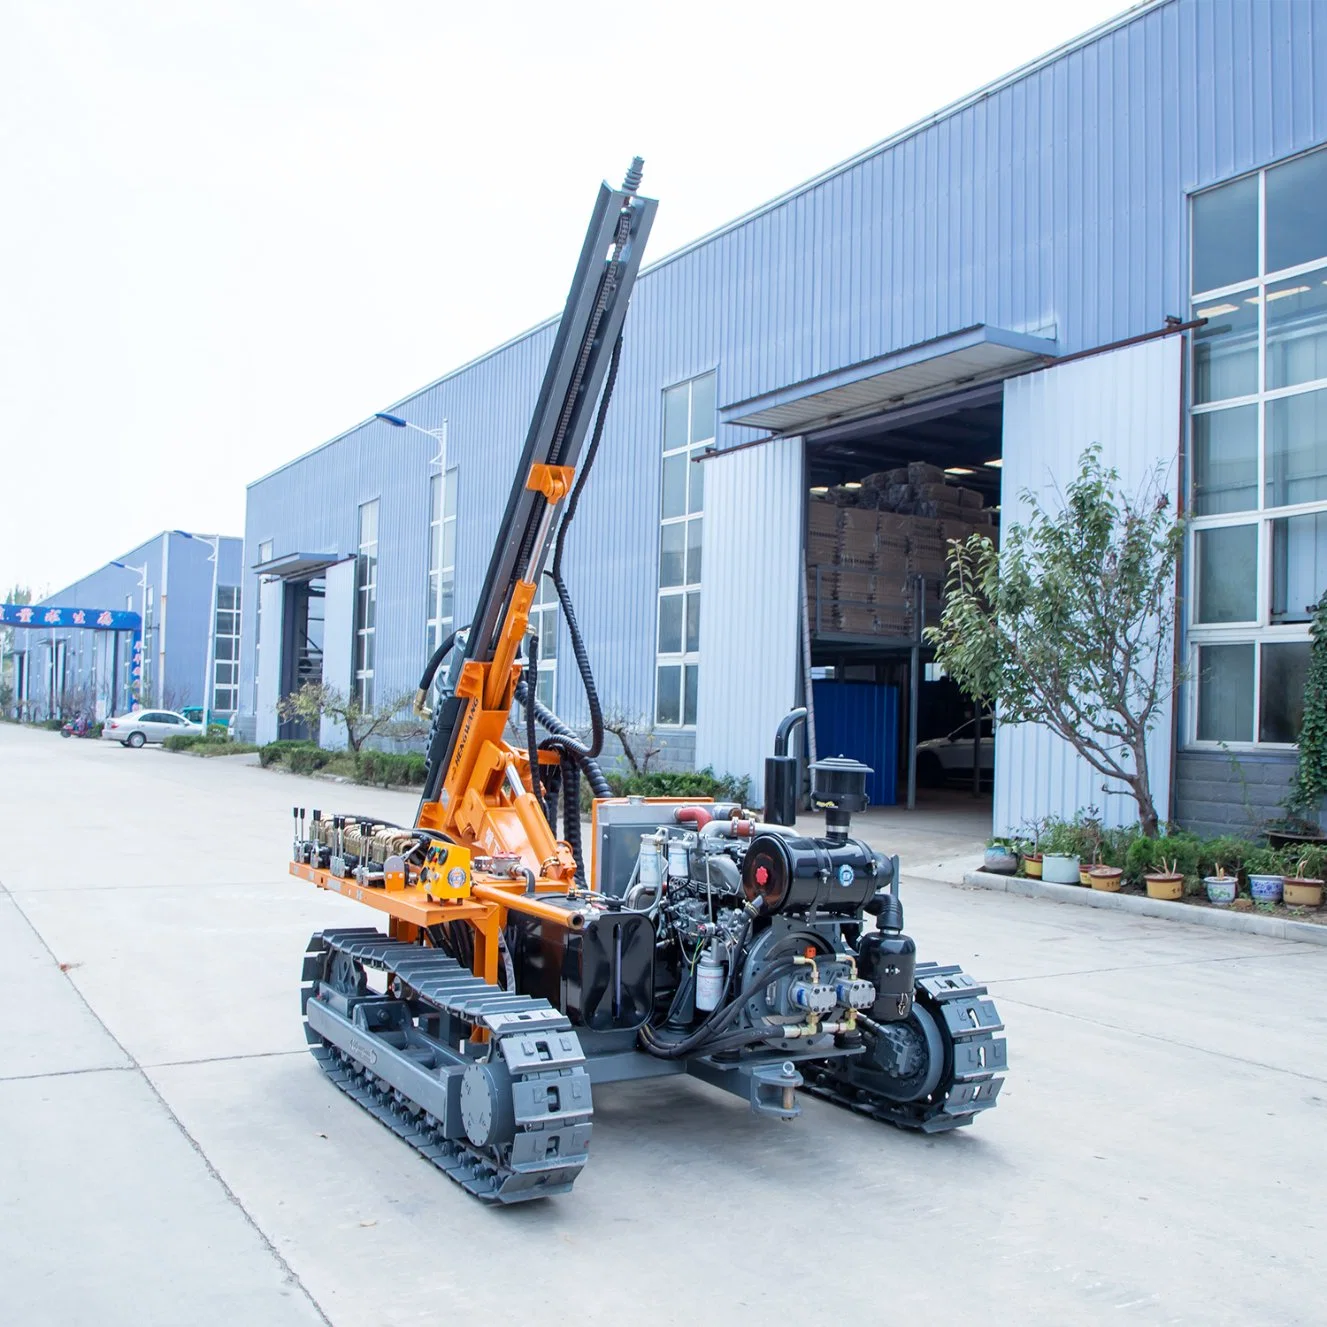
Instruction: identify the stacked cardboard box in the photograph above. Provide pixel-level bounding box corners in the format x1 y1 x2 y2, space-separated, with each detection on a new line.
805 465 999 638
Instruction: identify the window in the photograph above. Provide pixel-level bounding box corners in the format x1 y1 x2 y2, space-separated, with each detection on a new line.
427 469 458 651
529 576 559 709
254 539 272 709
1188 147 1327 746
354 500 379 710
212 586 241 713
655 372 713 726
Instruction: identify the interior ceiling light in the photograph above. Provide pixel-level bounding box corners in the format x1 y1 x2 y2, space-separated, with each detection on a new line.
1264 285 1310 302
1197 302 1239 317
984 458 1003 468
945 466 975 476
842 481 862 489
809 485 829 494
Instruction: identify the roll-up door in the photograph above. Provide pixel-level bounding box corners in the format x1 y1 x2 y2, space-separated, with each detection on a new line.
694 435 805 799
996 336 1182 832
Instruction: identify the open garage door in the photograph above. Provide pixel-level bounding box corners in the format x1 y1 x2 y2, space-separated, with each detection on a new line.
695 435 805 798
995 335 1183 833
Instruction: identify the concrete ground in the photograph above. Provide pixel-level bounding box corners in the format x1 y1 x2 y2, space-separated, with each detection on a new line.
1 723 1322 1326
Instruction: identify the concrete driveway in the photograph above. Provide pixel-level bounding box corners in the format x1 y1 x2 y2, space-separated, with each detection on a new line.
1 723 1321 1325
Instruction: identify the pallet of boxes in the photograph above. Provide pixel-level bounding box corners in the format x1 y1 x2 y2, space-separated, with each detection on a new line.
805 461 998 639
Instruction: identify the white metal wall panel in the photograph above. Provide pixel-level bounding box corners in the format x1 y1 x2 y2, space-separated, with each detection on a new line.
255 578 284 746
694 436 804 798
319 559 356 749
996 336 1182 833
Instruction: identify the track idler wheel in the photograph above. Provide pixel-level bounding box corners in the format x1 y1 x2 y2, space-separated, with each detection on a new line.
460 1058 517 1149
862 1003 945 1102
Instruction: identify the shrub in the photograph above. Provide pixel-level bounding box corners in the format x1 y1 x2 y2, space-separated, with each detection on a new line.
163 733 206 752
258 740 330 772
604 766 752 805
354 750 427 788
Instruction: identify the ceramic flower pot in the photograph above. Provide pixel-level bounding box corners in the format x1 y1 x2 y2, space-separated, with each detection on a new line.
1283 876 1324 907
1247 874 1284 903
983 845 1019 876
1144 872 1184 902
1023 854 1043 879
1078 865 1095 886
1088 866 1123 892
1042 854 1081 885
1204 875 1237 905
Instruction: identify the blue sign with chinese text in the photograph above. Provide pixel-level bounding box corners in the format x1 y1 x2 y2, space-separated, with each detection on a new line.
0 604 142 631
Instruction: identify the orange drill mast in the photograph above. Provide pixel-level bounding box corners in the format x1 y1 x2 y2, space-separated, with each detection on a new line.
292 161 657 985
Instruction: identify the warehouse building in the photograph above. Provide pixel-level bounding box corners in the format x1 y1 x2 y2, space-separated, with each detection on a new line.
10 531 243 722
240 0 1327 836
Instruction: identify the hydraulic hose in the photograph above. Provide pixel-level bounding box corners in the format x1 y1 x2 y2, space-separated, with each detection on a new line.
512 679 611 798
639 957 799 1060
416 627 464 709
542 334 623 766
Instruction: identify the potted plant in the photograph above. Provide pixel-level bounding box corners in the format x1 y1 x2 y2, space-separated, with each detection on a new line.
1143 858 1184 901
1243 845 1285 904
1040 818 1080 885
983 837 1019 876
1088 863 1123 891
1075 811 1103 886
1204 866 1238 906
1283 844 1325 907
1018 818 1046 878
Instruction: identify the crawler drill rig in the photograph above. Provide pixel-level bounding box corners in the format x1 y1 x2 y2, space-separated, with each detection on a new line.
291 161 1006 1203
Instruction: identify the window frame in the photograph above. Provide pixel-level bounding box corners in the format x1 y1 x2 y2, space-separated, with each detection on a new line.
529 575 559 711
426 469 459 653
354 499 380 712
1186 149 1327 750
655 372 714 729
211 585 241 714
253 538 273 711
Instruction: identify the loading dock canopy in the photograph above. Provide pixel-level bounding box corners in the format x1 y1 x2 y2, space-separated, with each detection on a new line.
252 552 346 581
720 325 1058 435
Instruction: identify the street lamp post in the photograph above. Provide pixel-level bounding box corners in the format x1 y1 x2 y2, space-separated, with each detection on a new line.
374 413 448 470
176 531 219 732
110 560 149 711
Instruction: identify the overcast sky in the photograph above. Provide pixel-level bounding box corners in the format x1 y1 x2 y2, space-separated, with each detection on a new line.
1 0 1129 596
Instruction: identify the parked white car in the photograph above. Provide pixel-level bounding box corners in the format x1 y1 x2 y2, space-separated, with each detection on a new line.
102 710 203 748
915 715 993 786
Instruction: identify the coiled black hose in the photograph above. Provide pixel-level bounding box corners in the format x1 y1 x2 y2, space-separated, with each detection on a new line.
538 333 623 773
512 678 611 798
560 761 582 882
639 956 799 1060
418 626 463 696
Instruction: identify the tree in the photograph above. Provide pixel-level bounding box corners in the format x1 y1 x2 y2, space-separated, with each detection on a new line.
926 447 1183 837
277 682 424 753
602 707 663 774
1287 596 1327 826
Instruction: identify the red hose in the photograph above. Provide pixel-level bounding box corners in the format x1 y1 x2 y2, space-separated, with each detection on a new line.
674 804 713 829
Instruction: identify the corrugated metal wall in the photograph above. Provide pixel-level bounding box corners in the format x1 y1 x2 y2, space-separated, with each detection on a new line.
693 436 804 796
26 532 240 716
996 335 1182 832
240 0 1327 768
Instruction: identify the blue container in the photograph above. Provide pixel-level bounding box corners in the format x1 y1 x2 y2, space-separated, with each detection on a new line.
812 682 899 806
